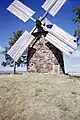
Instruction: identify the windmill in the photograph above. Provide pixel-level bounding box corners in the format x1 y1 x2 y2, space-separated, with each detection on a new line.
7 0 77 74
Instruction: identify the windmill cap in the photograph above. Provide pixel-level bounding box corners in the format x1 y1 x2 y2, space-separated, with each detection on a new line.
36 20 42 27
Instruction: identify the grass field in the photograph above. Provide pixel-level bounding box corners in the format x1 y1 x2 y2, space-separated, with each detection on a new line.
0 73 80 120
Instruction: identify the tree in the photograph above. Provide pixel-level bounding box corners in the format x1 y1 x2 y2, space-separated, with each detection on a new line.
1 62 6 67
73 8 80 23
73 8 80 46
9 30 23 47
1 30 27 73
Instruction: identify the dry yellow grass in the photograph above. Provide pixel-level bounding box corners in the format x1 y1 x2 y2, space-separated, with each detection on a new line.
0 73 80 120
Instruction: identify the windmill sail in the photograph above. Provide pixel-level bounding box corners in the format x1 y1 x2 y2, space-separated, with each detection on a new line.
8 31 35 61
7 0 35 22
42 0 67 17
44 24 77 55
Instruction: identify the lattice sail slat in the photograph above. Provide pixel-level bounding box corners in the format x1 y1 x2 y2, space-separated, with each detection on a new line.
7 0 35 22
42 0 67 17
8 31 35 61
44 24 77 55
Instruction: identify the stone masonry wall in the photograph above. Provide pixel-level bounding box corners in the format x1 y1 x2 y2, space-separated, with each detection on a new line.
27 36 65 74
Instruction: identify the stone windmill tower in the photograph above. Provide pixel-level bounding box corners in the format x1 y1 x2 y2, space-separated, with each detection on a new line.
7 0 77 74
27 19 65 74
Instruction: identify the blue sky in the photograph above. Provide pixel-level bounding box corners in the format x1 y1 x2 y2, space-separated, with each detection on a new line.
0 0 80 73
